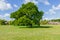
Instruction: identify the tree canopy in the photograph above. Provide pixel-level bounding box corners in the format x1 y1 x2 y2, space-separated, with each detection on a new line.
10 2 44 27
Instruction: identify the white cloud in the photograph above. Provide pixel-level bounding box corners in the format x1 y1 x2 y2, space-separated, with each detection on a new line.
24 0 31 3
45 9 56 15
0 0 12 10
0 15 3 19
32 0 38 4
0 0 5 1
0 13 15 21
44 0 50 5
44 18 49 20
4 13 10 17
43 17 54 20
0 13 10 20
42 16 48 20
13 4 18 8
24 0 50 5
45 4 60 15
42 16 55 20
52 5 60 10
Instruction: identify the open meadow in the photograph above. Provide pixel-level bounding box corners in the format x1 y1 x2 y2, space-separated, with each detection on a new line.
0 25 60 40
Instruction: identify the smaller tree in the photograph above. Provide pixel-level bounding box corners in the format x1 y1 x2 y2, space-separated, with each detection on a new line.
0 19 7 25
40 20 48 25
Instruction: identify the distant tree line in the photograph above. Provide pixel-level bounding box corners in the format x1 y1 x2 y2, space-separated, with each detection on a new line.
40 19 60 25
51 19 60 22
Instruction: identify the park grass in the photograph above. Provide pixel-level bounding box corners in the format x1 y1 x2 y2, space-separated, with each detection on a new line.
0 25 60 40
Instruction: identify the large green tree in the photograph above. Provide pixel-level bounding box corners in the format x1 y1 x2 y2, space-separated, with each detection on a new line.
10 2 44 27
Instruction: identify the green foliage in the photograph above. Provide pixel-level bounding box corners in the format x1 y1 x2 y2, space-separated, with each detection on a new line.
7 21 13 25
40 20 48 25
0 19 7 25
10 2 44 27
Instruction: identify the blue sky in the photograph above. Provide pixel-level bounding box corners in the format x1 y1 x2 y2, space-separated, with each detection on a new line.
0 0 60 20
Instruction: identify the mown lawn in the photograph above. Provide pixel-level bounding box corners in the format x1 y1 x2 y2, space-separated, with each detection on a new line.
0 25 60 40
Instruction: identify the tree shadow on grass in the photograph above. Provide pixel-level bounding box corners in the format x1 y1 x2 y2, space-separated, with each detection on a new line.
18 25 52 28
28 25 52 28
40 26 52 28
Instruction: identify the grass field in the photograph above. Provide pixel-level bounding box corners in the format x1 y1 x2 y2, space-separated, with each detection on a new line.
0 25 60 40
